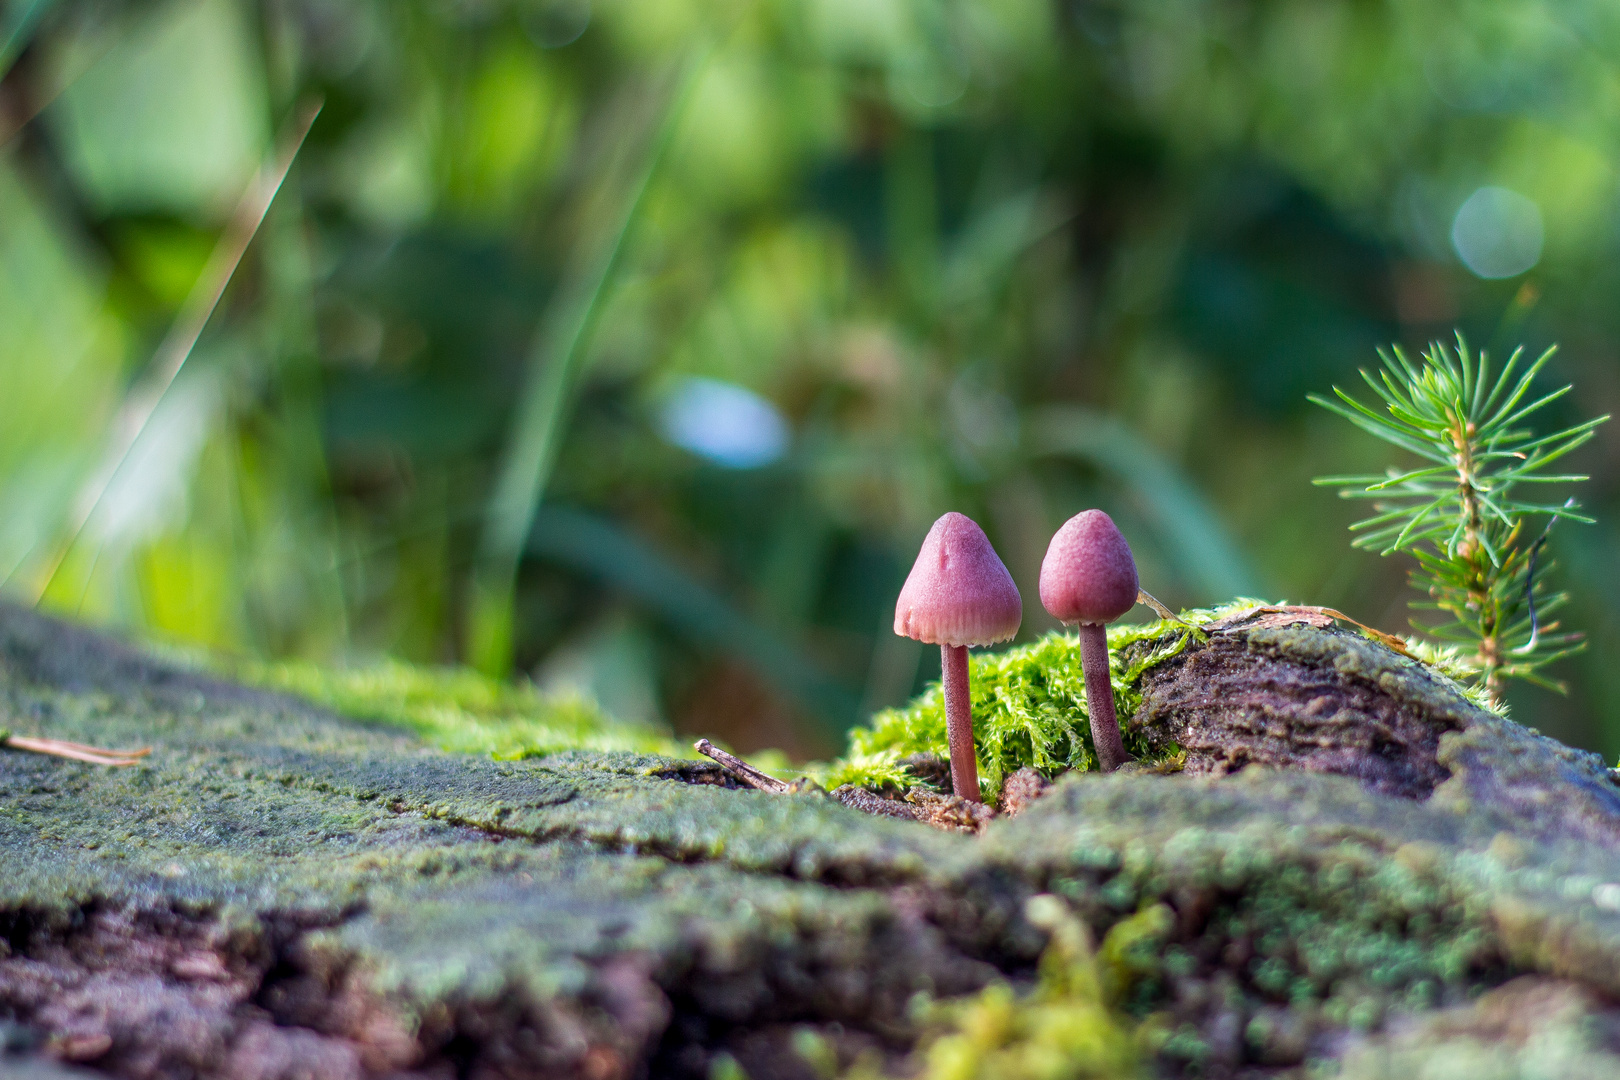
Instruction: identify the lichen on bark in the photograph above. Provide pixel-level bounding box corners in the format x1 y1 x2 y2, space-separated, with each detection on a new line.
5 602 1620 1078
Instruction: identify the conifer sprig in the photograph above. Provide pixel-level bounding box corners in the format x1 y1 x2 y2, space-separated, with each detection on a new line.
1311 335 1608 696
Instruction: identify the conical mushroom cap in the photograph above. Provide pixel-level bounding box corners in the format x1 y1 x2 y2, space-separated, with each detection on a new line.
894 513 1022 647
1039 509 1138 625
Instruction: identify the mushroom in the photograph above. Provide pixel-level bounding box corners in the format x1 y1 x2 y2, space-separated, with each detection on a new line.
1039 509 1138 772
894 512 1022 802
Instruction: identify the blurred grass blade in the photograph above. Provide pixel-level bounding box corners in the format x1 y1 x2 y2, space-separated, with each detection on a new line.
1028 406 1262 601
468 47 709 676
0 0 52 79
0 2 118 147
528 505 859 734
24 98 321 603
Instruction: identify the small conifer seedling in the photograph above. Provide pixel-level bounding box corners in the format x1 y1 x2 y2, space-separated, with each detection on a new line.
1312 335 1608 695
894 513 1022 802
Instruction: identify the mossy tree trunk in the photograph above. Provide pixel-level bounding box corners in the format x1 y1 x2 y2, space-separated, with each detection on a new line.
4 603 1620 1079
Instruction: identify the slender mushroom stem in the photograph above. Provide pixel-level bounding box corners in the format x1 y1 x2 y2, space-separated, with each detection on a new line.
1078 623 1128 772
941 643 980 802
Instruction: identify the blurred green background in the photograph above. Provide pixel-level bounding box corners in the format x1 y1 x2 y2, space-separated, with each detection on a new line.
2 0 1617 760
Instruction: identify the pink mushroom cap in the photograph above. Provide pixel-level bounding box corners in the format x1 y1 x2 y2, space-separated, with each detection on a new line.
894 512 1022 647
1039 509 1139 625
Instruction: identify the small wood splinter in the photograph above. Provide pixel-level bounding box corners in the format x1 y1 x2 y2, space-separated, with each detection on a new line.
694 739 790 793
1202 604 1413 657
1 729 151 767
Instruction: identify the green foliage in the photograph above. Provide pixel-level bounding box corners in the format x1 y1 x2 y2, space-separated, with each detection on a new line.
823 622 1194 799
1312 336 1608 694
9 0 1620 753
229 657 681 760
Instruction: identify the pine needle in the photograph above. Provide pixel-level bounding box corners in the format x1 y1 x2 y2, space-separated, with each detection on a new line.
1 730 150 766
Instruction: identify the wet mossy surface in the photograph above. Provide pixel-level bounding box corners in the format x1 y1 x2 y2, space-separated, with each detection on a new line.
6 603 1620 1078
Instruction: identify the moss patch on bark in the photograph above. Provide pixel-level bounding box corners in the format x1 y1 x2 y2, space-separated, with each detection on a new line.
5 603 1620 1078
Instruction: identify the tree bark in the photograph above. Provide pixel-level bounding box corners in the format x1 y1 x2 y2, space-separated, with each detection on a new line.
4 603 1620 1079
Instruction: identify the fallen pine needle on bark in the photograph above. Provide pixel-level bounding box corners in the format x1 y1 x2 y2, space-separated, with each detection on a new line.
1 729 150 766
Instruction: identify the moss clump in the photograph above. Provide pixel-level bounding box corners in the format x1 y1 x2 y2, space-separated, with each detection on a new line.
1388 638 1505 716
1331 977 1620 1079
227 656 682 760
823 599 1509 800
840 896 1163 1079
824 621 1195 799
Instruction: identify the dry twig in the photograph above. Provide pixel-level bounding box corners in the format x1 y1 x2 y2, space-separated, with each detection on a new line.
693 739 790 793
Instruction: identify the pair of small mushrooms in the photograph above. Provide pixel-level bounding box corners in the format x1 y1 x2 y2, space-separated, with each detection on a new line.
893 509 1139 802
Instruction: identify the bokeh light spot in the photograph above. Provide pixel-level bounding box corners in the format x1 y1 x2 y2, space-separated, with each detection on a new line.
1451 186 1544 279
522 0 590 49
658 378 788 469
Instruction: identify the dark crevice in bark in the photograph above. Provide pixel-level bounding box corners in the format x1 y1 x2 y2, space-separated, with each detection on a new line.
0 892 1016 1080
0 903 680 1080
0 905 380 1080
643 760 749 789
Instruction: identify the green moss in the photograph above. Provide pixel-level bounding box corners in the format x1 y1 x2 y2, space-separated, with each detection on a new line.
1329 978 1620 1078
823 621 1196 799
1392 638 1505 716
843 896 1158 1080
823 600 1510 799
226 656 682 759
10 603 1620 1076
